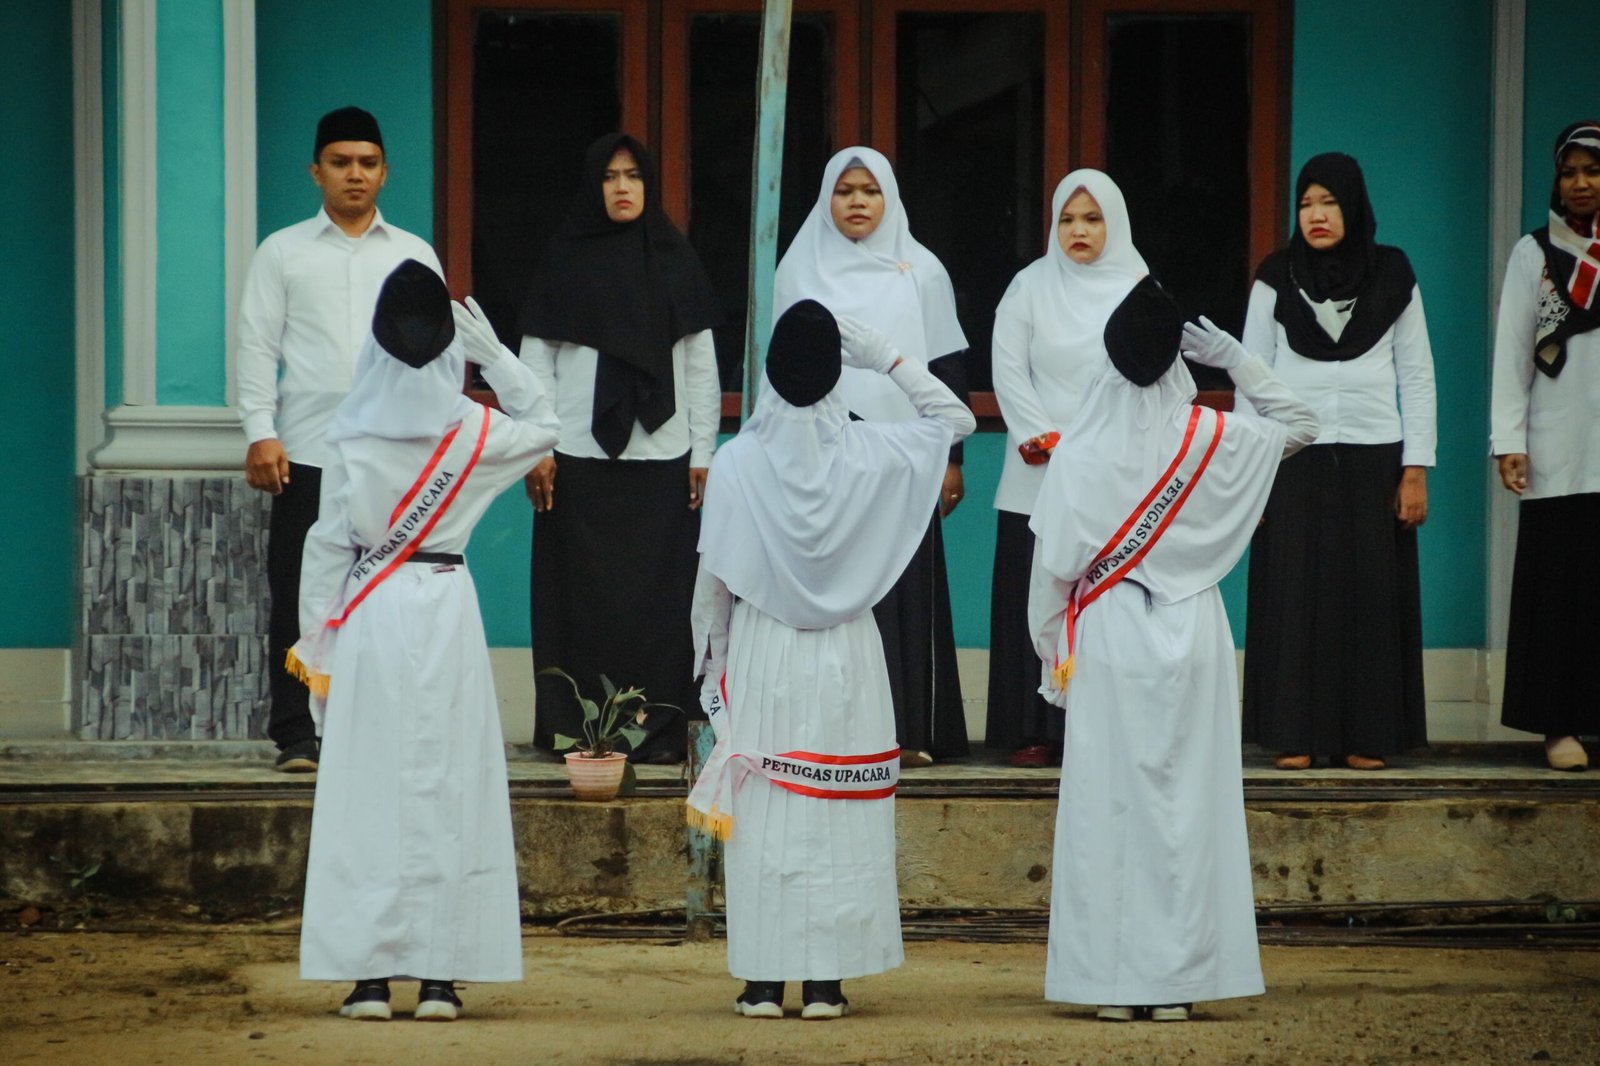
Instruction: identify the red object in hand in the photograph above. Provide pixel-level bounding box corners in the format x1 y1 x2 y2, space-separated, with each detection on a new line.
1019 431 1060 465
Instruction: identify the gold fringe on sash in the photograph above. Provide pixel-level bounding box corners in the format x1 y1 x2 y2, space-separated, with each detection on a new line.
1051 655 1075 692
685 804 733 842
284 648 330 698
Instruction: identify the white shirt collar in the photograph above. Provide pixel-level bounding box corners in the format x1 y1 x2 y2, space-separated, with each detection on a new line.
314 204 390 240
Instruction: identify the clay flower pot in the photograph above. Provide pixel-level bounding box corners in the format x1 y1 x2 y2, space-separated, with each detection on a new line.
563 751 629 801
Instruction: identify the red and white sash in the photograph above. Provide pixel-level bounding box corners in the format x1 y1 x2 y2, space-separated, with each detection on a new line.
1050 405 1225 690
286 405 491 703
686 672 900 842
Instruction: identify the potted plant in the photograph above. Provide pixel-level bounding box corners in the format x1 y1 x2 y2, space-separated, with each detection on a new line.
538 668 678 801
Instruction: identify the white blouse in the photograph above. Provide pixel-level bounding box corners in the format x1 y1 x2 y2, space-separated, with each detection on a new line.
1241 279 1437 467
989 275 1109 515
1490 234 1600 500
517 329 720 467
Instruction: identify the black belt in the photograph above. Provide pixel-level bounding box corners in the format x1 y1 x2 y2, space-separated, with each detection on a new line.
406 551 464 566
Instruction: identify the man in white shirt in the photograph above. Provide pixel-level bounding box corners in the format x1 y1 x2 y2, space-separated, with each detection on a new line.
236 106 443 771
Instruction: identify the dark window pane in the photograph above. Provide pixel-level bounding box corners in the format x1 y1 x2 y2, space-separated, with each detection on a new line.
1106 14 1250 388
896 12 1045 390
472 13 622 346
687 13 835 390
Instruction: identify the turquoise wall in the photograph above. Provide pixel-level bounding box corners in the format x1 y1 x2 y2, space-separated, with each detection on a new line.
255 0 435 240
1521 0 1597 230
244 0 1500 651
1281 0 1493 649
155 0 227 405
0 3 76 646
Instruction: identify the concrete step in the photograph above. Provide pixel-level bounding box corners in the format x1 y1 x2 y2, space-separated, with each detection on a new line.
2 743 1595 921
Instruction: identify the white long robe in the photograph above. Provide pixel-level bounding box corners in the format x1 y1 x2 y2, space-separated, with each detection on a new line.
1029 355 1317 1007
297 349 558 983
694 353 975 981
721 603 903 980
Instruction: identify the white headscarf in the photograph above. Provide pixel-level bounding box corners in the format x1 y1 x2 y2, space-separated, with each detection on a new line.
773 146 968 420
327 333 479 443
1008 168 1150 379
698 369 954 630
1029 356 1285 609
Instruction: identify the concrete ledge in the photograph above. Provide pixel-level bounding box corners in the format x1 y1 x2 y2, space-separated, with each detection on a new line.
4 791 1593 919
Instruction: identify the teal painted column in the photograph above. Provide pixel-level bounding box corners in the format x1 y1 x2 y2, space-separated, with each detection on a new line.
154 0 227 406
90 0 254 471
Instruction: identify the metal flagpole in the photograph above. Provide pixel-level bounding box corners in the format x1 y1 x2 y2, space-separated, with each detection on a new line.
739 0 793 421
687 0 793 941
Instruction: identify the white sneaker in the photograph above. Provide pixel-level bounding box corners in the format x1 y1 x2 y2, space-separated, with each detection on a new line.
734 982 784 1019
1096 1005 1135 1022
1150 1004 1191 1022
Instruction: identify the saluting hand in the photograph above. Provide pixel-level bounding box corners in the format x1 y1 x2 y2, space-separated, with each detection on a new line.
245 439 291 495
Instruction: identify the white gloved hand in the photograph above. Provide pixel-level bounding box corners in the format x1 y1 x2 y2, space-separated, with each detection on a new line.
452 296 511 369
1180 315 1249 370
836 314 901 373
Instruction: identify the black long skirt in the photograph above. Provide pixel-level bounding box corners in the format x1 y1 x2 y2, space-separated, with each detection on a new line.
1501 492 1600 736
1242 442 1427 757
984 509 1061 751
873 511 969 758
530 452 701 759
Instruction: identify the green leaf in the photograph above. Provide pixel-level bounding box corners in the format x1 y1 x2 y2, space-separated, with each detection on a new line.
617 724 648 751
80 863 100 880
552 733 582 751
618 762 638 796
578 697 601 723
599 674 617 700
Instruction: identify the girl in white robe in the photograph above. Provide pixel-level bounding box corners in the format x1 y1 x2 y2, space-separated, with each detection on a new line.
690 301 975 1019
1028 278 1318 1020
293 262 559 1020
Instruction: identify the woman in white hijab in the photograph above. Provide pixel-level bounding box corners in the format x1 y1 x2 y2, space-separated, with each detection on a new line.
1028 280 1318 1021
774 147 972 767
689 300 975 1020
987 169 1148 767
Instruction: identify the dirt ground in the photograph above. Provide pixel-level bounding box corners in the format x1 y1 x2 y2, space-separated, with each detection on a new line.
4 929 1597 1066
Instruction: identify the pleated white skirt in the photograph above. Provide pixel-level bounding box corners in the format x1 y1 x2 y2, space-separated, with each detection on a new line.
723 601 904 981
300 566 524 983
1045 582 1263 1006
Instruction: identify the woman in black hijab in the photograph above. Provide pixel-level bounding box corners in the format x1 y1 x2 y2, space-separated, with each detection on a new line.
1491 120 1600 771
519 134 723 762
1241 153 1437 771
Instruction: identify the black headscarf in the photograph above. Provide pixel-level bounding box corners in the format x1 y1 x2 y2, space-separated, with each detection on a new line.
766 300 842 407
372 260 454 368
519 134 723 457
1529 120 1600 377
1104 277 1184 387
1255 152 1416 361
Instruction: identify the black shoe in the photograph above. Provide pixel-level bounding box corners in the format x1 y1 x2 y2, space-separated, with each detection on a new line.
339 978 390 1020
801 980 849 1020
416 979 463 1021
274 738 319 773
734 980 785 1019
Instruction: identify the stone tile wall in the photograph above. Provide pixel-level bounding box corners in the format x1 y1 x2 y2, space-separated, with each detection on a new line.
79 477 273 739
